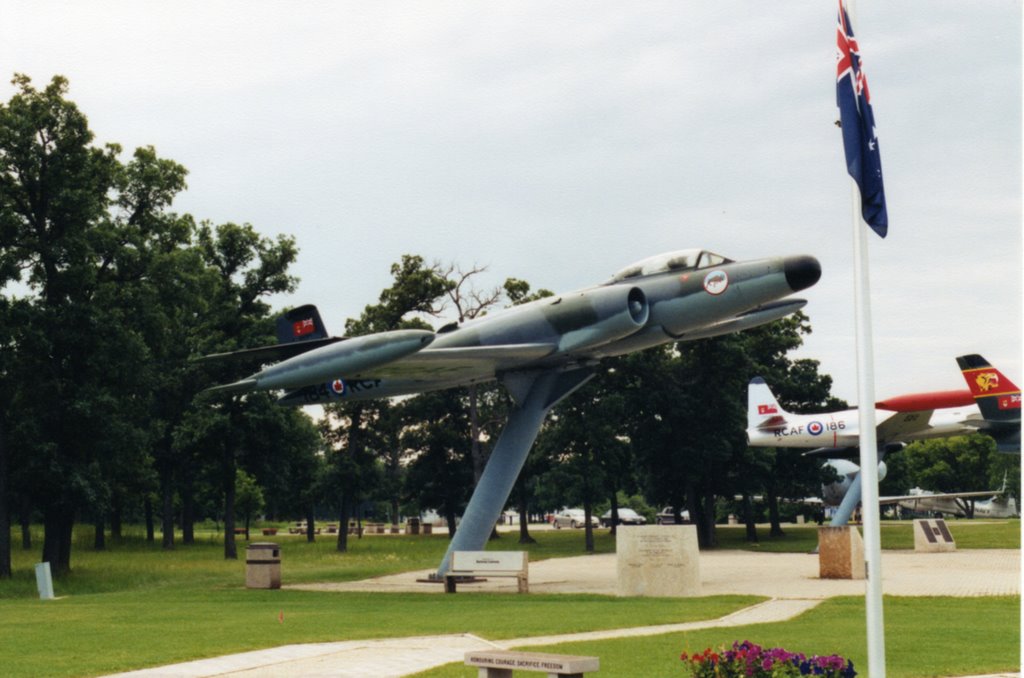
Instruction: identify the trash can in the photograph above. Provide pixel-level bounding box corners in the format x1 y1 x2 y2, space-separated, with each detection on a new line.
246 542 281 589
406 517 420 535
422 523 433 535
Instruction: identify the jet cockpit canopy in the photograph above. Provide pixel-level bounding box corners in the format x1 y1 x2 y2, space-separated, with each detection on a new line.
608 249 733 283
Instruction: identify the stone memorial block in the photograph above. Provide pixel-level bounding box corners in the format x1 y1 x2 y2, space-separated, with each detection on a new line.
818 526 864 580
913 518 956 552
617 525 700 597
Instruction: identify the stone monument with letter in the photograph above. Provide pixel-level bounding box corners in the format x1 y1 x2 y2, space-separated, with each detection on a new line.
616 525 701 597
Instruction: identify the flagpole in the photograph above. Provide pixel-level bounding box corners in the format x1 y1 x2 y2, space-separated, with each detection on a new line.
851 179 886 676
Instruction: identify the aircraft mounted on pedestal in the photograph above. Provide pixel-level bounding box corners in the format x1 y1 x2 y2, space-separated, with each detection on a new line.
202 248 821 575
206 249 822 406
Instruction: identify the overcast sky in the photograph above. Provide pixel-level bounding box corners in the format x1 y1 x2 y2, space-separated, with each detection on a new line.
2 1 1020 404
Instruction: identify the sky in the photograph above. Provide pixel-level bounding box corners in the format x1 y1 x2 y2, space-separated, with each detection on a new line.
1 1 1020 404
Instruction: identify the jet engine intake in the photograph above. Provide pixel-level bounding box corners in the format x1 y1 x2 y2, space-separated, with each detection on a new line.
557 285 649 353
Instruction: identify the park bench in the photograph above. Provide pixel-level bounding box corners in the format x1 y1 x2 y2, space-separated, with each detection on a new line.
445 551 528 593
465 650 598 678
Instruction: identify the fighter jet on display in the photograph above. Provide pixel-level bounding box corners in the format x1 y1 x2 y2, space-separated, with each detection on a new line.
203 248 821 575
208 249 821 404
747 355 1021 525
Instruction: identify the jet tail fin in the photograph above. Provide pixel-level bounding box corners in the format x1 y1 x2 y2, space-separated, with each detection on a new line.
276 304 329 343
956 354 1021 423
196 304 341 366
747 376 790 431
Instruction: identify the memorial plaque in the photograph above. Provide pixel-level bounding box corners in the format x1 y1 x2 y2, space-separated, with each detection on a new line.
616 525 701 597
913 518 956 552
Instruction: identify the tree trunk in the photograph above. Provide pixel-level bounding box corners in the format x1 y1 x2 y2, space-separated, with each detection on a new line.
144 497 155 543
583 500 595 553
305 504 316 543
742 494 758 543
444 504 458 541
702 490 717 548
42 507 73 575
0 424 10 578
609 493 620 536
160 456 175 550
767 488 784 537
94 514 106 550
517 485 535 545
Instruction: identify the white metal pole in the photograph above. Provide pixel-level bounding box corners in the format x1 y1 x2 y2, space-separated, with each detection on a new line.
851 180 886 676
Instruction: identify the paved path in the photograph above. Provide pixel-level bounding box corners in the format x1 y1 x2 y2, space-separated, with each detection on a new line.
106 549 1020 677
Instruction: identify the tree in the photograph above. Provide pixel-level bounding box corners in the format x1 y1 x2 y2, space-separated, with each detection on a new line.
323 255 452 550
234 469 264 541
0 74 148 573
536 364 630 552
193 222 299 559
902 435 1001 518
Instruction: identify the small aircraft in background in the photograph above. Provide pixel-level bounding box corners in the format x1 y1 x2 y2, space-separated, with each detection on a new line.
884 484 1018 519
202 248 821 576
747 355 1020 524
746 354 1021 454
817 459 1017 518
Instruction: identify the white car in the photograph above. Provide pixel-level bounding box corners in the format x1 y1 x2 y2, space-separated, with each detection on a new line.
600 507 646 527
552 508 599 529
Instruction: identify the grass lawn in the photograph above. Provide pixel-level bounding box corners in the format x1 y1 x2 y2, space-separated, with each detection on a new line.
413 596 1021 678
1 520 1018 676
712 518 1020 552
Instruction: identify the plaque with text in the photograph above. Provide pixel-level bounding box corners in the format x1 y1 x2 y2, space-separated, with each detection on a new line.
616 525 701 597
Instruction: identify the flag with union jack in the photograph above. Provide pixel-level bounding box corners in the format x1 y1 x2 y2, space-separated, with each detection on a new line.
836 0 888 238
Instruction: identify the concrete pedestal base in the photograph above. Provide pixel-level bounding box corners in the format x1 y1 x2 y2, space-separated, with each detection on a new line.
914 518 956 552
616 525 701 597
818 526 865 580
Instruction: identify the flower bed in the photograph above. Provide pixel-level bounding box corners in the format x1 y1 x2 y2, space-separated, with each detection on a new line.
681 640 856 677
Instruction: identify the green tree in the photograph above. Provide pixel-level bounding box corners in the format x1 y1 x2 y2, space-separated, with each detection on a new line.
234 469 265 541
323 254 452 550
902 434 1001 518
0 74 149 573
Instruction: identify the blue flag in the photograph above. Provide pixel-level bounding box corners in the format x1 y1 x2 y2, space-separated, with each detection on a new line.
836 1 888 238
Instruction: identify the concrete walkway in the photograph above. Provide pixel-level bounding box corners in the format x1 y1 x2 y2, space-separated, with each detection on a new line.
105 549 1020 677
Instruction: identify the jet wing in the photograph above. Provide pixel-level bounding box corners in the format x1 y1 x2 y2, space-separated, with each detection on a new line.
876 409 935 443
880 489 999 505
347 343 557 381
196 337 344 364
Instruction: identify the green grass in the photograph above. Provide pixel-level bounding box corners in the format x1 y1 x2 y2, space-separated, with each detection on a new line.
413 596 1021 678
1 522 1018 676
712 518 1020 552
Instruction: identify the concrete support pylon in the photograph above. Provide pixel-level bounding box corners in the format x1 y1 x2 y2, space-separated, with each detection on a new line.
436 368 594 577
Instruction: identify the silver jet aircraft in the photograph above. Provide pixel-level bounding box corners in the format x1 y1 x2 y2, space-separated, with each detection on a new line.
204 248 821 577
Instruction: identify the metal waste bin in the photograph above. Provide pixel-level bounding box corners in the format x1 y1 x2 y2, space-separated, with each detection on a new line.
246 542 281 589
406 517 420 535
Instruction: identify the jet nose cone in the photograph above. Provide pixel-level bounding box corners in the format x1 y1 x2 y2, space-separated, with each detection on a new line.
784 255 821 292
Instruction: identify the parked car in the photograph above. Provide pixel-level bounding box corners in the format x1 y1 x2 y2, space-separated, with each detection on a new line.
600 507 647 527
552 508 600 529
656 506 691 525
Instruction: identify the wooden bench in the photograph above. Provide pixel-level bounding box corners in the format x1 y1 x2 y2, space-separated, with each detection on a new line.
445 551 528 593
465 650 598 677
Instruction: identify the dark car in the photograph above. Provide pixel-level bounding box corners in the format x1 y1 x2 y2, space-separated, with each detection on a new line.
656 506 691 525
600 507 647 528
